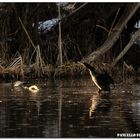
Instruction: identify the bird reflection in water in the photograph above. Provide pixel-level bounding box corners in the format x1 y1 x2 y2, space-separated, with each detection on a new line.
89 91 111 119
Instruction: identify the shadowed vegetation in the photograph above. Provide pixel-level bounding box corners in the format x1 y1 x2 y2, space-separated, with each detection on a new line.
0 3 139 81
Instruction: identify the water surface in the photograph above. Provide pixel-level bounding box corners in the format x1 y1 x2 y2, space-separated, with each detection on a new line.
0 77 140 138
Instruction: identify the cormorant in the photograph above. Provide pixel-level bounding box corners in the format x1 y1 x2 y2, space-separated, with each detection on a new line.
81 62 115 93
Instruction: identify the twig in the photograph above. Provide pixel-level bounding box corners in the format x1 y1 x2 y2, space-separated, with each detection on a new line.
96 24 109 33
19 17 36 50
67 3 87 17
8 27 19 36
71 3 77 9
60 3 88 22
108 8 120 36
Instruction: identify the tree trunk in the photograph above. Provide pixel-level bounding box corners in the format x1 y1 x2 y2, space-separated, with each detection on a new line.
112 29 140 66
82 3 140 64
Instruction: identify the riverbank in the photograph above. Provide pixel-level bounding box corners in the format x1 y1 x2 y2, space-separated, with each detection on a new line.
0 58 137 83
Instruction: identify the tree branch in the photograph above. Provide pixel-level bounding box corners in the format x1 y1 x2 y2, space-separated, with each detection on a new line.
112 29 140 66
82 3 140 64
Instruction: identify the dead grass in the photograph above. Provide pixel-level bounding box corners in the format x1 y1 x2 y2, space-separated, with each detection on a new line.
34 45 44 77
0 54 137 81
0 55 24 79
54 61 86 77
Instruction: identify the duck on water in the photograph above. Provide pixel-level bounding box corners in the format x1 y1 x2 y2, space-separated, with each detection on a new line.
13 81 39 93
79 62 115 94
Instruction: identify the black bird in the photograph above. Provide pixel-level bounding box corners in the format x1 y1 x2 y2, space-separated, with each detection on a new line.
81 62 114 93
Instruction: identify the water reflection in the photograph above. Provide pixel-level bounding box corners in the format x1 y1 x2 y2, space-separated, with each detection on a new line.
0 78 140 138
89 93 111 119
132 82 140 96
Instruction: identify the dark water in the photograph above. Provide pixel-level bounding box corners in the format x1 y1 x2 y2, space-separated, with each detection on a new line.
0 77 140 138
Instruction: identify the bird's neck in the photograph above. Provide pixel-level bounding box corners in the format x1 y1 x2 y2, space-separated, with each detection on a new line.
86 65 97 75
89 70 101 90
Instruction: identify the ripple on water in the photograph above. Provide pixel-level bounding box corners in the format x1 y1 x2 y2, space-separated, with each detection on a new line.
0 78 140 138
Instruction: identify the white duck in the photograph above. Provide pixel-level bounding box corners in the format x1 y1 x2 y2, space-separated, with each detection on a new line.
13 81 24 87
13 81 39 93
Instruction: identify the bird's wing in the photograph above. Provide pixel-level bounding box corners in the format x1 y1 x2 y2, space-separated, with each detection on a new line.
101 69 115 85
